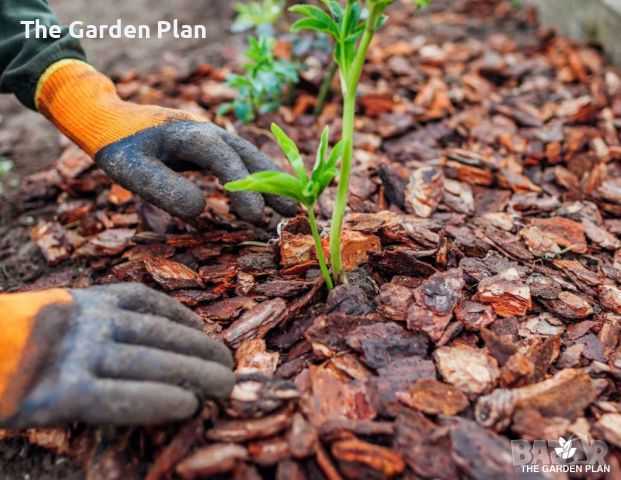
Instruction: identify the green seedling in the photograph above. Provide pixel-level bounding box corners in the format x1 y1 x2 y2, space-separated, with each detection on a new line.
218 35 299 124
226 0 399 288
227 124 343 289
233 0 286 36
289 0 395 282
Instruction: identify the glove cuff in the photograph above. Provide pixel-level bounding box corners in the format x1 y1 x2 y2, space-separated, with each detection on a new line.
35 60 197 157
0 289 72 420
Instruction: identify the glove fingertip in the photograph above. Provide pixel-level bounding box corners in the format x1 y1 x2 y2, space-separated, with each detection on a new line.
265 195 299 217
230 191 265 225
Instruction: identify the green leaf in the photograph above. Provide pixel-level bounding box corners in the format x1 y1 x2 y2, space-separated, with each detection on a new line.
270 123 308 181
326 140 344 170
312 126 330 174
289 4 339 35
225 171 308 205
320 0 343 20
291 18 338 39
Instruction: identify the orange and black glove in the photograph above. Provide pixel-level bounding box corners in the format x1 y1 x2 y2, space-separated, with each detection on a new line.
36 60 297 222
0 284 234 428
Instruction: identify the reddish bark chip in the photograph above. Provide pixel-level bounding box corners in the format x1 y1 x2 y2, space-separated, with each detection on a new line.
144 257 204 290
600 285 621 314
397 377 469 415
30 222 72 265
176 444 248 479
206 409 292 443
477 268 531 318
454 301 496 331
340 231 381 271
434 344 500 396
530 217 588 253
235 339 279 375
223 298 287 348
404 166 444 218
376 282 415 322
332 438 405 478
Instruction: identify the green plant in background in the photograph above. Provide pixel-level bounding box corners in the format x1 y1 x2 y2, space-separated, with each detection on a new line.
218 35 299 124
227 124 343 289
233 0 286 37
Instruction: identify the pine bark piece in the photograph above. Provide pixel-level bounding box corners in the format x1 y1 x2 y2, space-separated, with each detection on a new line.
434 344 500 396
530 217 588 253
253 279 313 299
248 437 290 466
397 377 469 415
331 438 405 478
393 409 457 479
76 228 136 257
304 365 376 426
519 225 561 257
195 296 257 322
404 166 444 218
235 339 279 375
450 418 539 480
206 409 292 443
511 409 570 442
376 282 415 322
144 257 204 290
223 298 287 348
545 291 593 319
455 301 496 331
594 413 621 448
146 417 204 480
279 231 328 266
477 268 531 318
30 221 72 265
287 413 318 459
368 357 437 416
476 369 597 430
340 231 381 271
407 268 465 341
600 285 621 313
346 322 429 370
176 444 248 479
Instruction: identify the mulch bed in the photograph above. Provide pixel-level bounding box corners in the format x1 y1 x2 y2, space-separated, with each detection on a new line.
2 0 621 478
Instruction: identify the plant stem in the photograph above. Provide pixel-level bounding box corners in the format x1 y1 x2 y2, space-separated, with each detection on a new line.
314 59 337 116
308 207 334 289
328 8 379 283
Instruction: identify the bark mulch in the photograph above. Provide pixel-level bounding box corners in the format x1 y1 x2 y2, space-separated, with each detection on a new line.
3 0 621 478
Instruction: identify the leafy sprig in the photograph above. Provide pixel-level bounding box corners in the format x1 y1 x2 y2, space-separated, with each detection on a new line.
218 36 299 124
226 124 342 288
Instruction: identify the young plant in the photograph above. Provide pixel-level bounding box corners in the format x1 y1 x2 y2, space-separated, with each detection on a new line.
290 0 394 282
218 35 299 124
226 124 343 289
232 0 286 37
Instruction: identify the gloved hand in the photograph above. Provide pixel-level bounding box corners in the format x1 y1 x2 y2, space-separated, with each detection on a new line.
0 284 234 428
35 60 297 223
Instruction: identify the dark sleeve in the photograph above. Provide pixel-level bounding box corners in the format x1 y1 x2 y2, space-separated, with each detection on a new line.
0 0 87 110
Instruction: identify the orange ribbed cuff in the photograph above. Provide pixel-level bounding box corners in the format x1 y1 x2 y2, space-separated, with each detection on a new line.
0 289 72 418
36 60 197 157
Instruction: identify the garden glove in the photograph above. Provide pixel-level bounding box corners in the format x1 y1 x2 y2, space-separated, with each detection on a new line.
0 284 234 428
35 60 297 222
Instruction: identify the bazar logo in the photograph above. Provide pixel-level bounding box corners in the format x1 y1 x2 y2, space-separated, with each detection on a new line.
511 435 610 474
